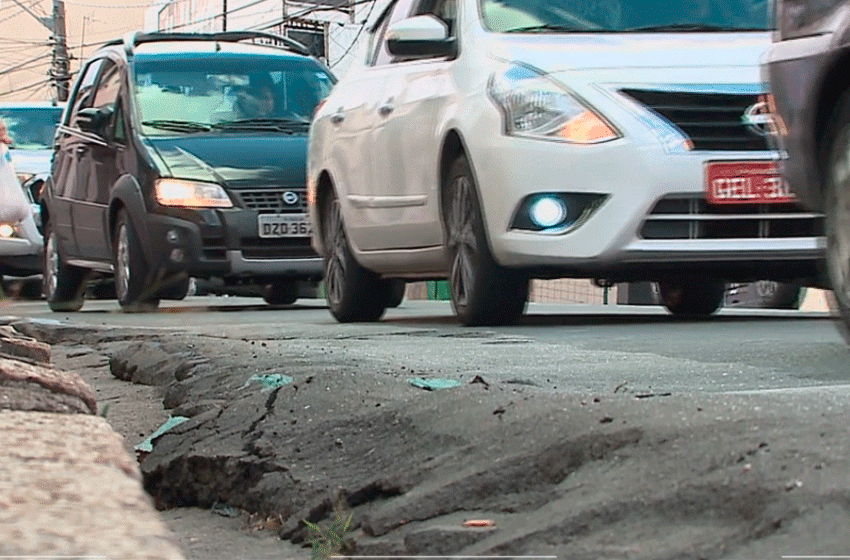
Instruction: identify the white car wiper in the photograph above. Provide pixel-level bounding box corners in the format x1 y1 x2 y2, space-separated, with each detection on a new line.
141 120 212 133
504 23 605 33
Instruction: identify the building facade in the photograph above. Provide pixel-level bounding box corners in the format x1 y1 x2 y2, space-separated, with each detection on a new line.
146 0 386 78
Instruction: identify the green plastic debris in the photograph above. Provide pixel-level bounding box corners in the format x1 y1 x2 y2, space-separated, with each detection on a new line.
134 416 189 453
244 373 293 392
410 377 462 391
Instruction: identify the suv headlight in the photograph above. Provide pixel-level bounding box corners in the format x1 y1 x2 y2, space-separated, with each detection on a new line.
487 63 620 144
154 179 233 208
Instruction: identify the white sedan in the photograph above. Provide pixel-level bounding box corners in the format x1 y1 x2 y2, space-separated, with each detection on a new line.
308 0 823 326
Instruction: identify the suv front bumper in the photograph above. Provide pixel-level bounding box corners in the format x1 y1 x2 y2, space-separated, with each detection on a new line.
144 210 323 281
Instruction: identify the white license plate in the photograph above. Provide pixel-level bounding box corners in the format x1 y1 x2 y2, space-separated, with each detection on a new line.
258 214 312 238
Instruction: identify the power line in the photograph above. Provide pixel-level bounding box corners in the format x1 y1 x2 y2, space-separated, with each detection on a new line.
0 51 52 77
330 0 377 68
0 77 52 98
60 0 166 7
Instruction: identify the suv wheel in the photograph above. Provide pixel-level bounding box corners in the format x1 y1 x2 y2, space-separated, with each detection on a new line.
322 190 388 322
114 210 159 313
443 155 528 326
264 280 298 305
657 277 725 316
825 92 850 343
43 220 87 312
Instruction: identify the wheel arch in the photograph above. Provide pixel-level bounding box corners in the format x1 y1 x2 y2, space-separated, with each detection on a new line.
813 48 850 204
108 176 152 263
438 128 498 256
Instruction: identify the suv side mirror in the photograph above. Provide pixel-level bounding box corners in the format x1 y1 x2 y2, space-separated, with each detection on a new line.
387 15 457 58
76 106 113 135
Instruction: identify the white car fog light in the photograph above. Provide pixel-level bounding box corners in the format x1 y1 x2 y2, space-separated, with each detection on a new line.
530 197 568 228
0 224 15 238
170 248 185 263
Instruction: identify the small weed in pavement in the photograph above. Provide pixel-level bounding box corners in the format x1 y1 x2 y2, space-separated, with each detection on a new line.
304 503 354 560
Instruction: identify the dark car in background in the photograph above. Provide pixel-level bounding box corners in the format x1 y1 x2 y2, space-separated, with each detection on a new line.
764 0 850 335
40 31 335 312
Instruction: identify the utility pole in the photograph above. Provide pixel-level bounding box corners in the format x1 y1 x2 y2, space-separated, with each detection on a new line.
222 0 227 31
51 0 70 102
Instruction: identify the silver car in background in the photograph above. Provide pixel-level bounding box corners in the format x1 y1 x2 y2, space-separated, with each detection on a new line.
0 102 64 296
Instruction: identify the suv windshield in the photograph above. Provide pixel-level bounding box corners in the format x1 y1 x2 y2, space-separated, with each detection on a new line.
481 0 769 33
133 56 335 136
0 106 63 150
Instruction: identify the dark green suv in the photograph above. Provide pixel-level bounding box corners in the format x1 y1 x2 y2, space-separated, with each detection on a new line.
41 31 335 311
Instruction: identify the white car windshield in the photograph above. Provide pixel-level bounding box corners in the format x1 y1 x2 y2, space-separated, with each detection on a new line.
480 0 769 33
133 57 335 135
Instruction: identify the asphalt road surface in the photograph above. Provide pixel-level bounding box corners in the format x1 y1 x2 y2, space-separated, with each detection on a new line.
3 295 849 559
2 296 845 395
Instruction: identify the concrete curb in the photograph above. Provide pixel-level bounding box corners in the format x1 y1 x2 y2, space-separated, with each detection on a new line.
0 329 186 559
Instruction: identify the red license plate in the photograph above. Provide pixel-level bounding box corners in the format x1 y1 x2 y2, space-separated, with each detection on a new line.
705 161 795 204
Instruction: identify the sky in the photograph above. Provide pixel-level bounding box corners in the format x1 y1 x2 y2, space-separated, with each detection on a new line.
0 0 152 102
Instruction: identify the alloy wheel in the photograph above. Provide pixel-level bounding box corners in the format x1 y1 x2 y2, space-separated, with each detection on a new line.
447 175 477 308
45 232 59 299
324 198 347 308
115 223 130 302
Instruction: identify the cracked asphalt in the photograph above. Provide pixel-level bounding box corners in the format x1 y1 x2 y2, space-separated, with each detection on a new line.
3 297 849 559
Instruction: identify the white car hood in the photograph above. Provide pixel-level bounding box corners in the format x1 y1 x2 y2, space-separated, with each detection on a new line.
9 149 53 176
488 32 771 74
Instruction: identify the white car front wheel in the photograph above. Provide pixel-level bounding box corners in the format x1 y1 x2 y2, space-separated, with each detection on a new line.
443 155 528 326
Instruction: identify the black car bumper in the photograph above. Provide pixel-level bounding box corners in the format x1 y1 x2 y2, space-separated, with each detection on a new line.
145 209 322 281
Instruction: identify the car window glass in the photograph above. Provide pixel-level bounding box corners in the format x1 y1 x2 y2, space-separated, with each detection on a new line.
67 59 104 127
112 100 126 144
414 0 458 36
479 0 769 32
367 0 398 65
92 62 121 110
374 0 418 66
133 57 335 132
0 106 63 150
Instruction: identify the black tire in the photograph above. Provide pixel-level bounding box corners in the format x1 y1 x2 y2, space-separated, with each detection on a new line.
825 91 850 344
88 279 117 300
443 155 528 326
384 279 406 308
657 277 725 316
321 190 388 322
113 210 159 313
43 219 87 312
156 274 191 301
264 280 299 305
753 281 805 310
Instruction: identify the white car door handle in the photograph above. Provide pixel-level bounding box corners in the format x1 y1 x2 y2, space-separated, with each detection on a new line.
330 112 345 125
379 104 395 117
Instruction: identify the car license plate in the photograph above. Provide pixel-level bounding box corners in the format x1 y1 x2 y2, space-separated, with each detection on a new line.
258 214 312 238
705 161 795 204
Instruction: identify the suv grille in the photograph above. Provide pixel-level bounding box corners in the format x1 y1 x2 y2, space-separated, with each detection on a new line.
621 89 770 152
641 196 823 240
237 188 308 213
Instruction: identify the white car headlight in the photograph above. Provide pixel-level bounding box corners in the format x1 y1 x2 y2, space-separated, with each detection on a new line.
154 179 233 208
488 63 620 144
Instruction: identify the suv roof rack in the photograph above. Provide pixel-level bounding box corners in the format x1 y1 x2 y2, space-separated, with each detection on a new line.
103 30 311 57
